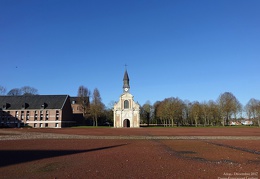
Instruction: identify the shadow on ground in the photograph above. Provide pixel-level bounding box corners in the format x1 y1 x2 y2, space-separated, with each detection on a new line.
0 144 127 167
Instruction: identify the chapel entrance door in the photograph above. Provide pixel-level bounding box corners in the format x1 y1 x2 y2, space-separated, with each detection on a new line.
123 119 130 128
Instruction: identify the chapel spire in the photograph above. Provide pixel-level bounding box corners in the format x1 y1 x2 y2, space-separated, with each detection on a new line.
123 69 130 92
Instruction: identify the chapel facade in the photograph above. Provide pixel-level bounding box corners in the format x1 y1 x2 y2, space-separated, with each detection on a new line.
113 70 140 128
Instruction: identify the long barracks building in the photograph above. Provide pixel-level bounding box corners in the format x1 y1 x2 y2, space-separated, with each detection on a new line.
0 95 75 128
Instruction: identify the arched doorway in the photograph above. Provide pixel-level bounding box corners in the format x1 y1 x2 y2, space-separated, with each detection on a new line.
123 119 130 128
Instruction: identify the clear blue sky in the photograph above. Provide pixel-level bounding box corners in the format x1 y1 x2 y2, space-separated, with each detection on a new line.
1 0 259 107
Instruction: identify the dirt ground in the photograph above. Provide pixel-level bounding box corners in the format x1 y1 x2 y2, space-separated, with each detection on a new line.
10 127 260 136
0 127 259 179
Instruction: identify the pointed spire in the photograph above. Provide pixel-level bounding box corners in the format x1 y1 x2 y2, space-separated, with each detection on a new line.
123 70 129 81
123 69 130 91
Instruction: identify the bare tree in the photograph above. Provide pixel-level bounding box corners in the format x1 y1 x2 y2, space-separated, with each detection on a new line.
155 99 172 127
257 103 260 127
155 100 168 126
104 101 115 126
217 92 241 126
0 86 6 95
201 102 210 126
21 86 38 95
182 100 192 126
90 88 104 126
7 86 38 96
245 98 260 126
77 86 91 118
153 101 163 125
154 98 184 127
208 100 221 126
7 88 22 96
190 101 202 127
166 97 184 127
141 101 152 126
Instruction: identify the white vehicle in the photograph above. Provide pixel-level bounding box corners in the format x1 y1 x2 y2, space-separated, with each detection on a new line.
241 121 253 125
230 121 239 126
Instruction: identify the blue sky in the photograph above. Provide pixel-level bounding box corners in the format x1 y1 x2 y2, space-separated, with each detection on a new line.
1 0 259 107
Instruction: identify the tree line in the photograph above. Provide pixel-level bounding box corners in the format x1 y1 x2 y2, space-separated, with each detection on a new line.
0 86 38 96
140 92 260 127
1 85 259 127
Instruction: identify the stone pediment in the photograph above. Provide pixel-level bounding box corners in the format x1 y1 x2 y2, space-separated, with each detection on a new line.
120 93 133 99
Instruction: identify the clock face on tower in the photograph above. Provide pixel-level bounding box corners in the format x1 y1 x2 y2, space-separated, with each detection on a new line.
124 88 129 92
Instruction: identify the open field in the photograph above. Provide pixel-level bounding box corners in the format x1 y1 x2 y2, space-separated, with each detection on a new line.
0 127 259 179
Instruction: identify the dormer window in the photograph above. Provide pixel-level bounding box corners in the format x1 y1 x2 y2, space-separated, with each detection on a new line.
3 103 10 110
41 103 47 109
22 103 29 109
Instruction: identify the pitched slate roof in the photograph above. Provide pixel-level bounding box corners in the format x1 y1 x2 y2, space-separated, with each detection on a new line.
0 95 69 110
70 96 90 104
70 97 78 104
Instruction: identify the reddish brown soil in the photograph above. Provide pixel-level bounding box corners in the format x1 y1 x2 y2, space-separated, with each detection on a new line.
0 128 259 179
5 127 260 136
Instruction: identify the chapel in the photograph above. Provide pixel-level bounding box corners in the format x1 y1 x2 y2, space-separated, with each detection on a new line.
113 69 140 128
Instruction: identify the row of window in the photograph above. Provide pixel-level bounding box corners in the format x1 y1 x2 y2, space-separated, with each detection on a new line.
34 123 59 128
0 110 60 121
0 121 59 128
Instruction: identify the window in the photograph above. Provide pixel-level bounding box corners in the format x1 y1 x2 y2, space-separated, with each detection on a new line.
21 111 24 120
55 123 59 128
34 123 37 128
34 111 38 121
56 110 59 120
45 123 48 127
46 110 49 121
40 111 43 121
26 111 30 120
124 100 129 109
40 123 43 128
41 103 47 109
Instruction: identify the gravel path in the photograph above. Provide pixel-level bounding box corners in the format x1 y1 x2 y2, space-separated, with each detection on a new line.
1 130 260 140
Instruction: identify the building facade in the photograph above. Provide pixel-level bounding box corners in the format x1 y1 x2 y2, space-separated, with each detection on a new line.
70 97 84 114
70 96 88 125
0 95 74 128
113 70 140 128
